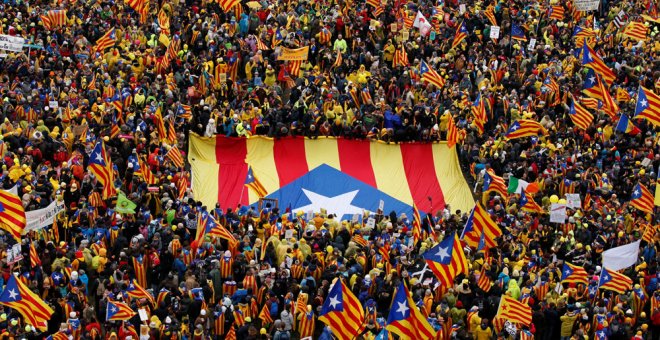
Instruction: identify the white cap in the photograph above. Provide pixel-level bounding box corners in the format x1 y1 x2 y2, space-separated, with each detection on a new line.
201 309 207 316
165 316 172 324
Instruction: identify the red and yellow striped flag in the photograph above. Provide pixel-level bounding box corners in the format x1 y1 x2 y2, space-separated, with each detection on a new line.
0 190 26 240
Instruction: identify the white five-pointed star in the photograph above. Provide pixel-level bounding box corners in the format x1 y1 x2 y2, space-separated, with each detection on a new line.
641 99 648 107
511 124 519 131
111 306 117 313
564 269 571 275
94 153 104 163
436 246 450 261
396 301 409 316
8 289 18 300
53 274 61 280
634 189 641 196
588 76 596 84
295 189 363 217
603 274 610 281
328 295 340 309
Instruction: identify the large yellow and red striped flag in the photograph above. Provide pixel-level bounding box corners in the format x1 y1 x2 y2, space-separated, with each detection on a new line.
218 0 240 12
461 202 501 249
451 21 468 49
412 204 422 245
319 279 365 340
598 267 633 294
423 232 468 287
392 45 409 68
0 275 53 331
132 255 147 288
125 0 149 23
94 28 117 52
188 135 473 215
497 295 532 326
623 22 648 41
568 99 594 130
386 282 437 340
630 183 655 214
446 113 458 149
40 10 68 30
419 60 445 89
635 86 660 126
0 190 26 240
165 145 184 168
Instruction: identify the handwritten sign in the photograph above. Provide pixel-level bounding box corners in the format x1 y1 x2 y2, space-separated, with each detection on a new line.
490 26 501 39
550 203 567 223
565 194 581 209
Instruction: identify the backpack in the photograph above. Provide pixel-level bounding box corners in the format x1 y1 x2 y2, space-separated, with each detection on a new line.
274 330 290 340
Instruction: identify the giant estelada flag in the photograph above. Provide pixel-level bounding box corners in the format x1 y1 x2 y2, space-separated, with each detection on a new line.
188 135 473 217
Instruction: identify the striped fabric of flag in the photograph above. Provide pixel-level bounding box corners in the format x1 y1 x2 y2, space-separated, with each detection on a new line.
581 43 616 86
630 183 655 214
30 242 41 268
623 21 648 41
642 224 657 243
634 86 660 126
497 295 532 326
125 0 148 23
392 46 409 68
451 21 468 49
446 114 458 149
386 282 437 340
40 10 68 30
366 0 384 17
461 202 501 249
549 6 565 20
598 268 633 294
217 0 241 13
520 189 544 214
484 6 497 26
505 119 547 140
88 141 117 199
106 300 136 321
94 28 117 52
138 156 157 185
255 36 270 50
568 99 593 130
472 93 487 134
412 204 422 244
483 169 507 198
0 275 53 331
125 279 155 305
0 190 26 240
258 303 273 324
166 145 184 168
419 61 445 89
132 255 147 288
561 262 589 285
188 135 474 216
477 269 491 292
319 279 365 340
423 232 468 288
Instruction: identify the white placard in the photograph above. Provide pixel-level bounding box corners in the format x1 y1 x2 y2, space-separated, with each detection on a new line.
49 100 59 108
138 308 149 321
306 210 314 221
0 35 27 45
352 214 359 223
459 4 466 14
378 200 384 211
550 203 567 223
366 217 376 229
490 26 500 39
22 200 66 234
0 41 23 53
6 244 22 265
565 194 581 209
573 0 599 11
285 229 294 239
642 158 652 167
528 38 537 51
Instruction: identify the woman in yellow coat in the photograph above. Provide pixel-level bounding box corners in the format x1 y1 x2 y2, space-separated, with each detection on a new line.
263 65 276 87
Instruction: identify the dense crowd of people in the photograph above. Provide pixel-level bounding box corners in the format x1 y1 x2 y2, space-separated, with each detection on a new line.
0 0 658 338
